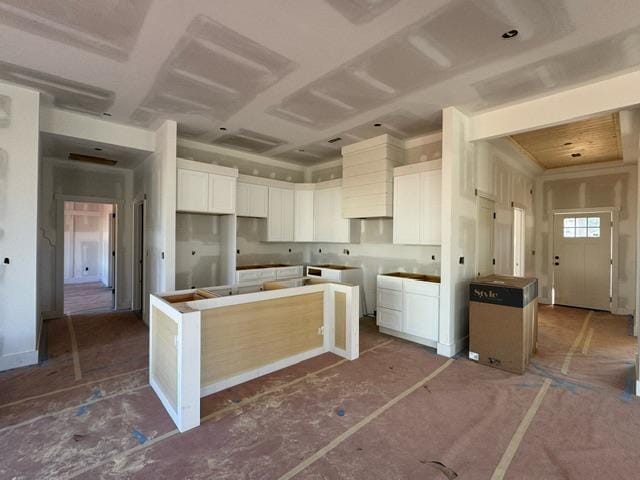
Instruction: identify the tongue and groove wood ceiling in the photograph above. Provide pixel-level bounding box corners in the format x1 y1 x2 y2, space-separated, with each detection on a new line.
510 113 622 169
1 0 640 165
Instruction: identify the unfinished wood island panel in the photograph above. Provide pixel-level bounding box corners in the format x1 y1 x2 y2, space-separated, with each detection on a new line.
334 291 346 351
150 279 359 432
201 292 324 385
150 307 178 410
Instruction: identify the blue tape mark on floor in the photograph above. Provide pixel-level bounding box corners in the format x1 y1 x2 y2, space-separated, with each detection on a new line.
620 367 636 403
89 388 103 401
529 362 594 394
132 428 147 444
75 405 88 416
336 408 345 417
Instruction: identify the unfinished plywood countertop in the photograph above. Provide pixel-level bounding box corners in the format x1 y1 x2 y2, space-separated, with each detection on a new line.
383 272 441 283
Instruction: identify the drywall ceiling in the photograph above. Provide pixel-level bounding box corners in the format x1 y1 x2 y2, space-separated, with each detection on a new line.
40 132 151 169
510 113 622 169
1 0 640 165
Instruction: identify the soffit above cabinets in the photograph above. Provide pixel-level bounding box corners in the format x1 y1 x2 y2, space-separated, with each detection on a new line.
2 1 640 166
510 113 622 169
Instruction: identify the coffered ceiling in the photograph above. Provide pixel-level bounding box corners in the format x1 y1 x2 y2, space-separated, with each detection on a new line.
1 0 640 165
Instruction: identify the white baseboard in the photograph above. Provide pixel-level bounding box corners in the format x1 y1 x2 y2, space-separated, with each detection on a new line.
379 328 437 349
200 346 326 398
0 349 39 372
437 336 468 358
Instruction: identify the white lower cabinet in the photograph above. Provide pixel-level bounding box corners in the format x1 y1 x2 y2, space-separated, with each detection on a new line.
376 275 439 346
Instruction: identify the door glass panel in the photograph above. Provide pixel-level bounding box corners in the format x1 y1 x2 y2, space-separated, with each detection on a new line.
564 217 575 228
587 217 600 227
575 227 587 238
576 217 587 227
563 228 575 238
588 228 600 238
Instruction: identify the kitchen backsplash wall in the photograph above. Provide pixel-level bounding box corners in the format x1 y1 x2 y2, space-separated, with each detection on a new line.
176 213 223 289
308 218 441 315
236 217 305 266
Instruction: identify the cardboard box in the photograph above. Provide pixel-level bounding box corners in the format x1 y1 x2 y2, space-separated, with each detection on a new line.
468 275 538 374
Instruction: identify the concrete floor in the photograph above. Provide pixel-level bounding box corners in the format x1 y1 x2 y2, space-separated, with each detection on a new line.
64 282 113 314
0 306 638 479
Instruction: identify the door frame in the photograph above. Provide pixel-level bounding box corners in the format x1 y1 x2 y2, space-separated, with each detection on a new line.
549 207 619 313
475 192 496 278
55 194 123 315
132 193 147 320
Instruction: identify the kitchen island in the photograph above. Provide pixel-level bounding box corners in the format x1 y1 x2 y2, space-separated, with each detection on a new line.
149 278 360 432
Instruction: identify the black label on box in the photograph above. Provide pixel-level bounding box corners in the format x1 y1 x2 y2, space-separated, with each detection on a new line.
469 281 537 308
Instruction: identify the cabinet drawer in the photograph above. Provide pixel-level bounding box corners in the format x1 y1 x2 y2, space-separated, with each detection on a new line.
276 266 302 279
403 279 439 296
237 270 261 282
376 307 402 331
377 288 402 311
377 275 402 291
258 269 276 281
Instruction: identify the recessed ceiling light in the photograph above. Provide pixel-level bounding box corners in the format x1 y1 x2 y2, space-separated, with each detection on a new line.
564 142 573 146
502 29 519 39
219 127 227 131
373 123 382 127
94 147 103 151
298 149 305 152
571 153 582 158
327 137 342 143
102 112 112 117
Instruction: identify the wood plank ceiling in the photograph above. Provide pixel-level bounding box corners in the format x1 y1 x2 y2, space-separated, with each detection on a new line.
510 113 622 169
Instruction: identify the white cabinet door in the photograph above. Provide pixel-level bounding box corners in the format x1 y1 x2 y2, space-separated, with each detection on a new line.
281 188 294 241
393 173 421 244
177 168 208 212
249 184 268 218
208 174 235 214
330 187 350 243
377 307 402 330
294 189 314 241
314 188 333 242
420 170 441 245
403 292 439 341
236 182 250 216
267 187 294 241
268 187 283 241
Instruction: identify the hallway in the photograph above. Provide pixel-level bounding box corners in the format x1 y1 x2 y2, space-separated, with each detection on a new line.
0 306 638 479
64 282 113 314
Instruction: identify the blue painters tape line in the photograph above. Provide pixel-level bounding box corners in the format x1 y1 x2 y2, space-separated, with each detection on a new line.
75 405 88 417
132 428 147 444
336 408 345 417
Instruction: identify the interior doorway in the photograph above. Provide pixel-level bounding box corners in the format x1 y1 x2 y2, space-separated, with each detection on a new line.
552 210 613 311
513 206 525 276
63 201 116 314
476 196 495 277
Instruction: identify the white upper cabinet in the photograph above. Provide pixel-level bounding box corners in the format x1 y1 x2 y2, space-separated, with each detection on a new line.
294 185 314 242
176 159 238 215
314 181 360 243
237 181 268 218
177 168 209 213
393 161 442 245
267 186 294 241
209 173 236 214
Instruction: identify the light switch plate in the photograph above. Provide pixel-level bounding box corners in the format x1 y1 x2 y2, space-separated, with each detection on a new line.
469 351 479 361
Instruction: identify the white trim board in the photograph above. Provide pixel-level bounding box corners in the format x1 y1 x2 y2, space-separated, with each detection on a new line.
0 349 39 372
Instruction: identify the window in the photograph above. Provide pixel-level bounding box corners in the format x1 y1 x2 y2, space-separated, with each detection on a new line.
563 217 600 238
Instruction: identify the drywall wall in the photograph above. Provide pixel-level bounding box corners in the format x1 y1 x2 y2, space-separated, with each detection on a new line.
236 217 304 267
308 218 440 315
535 165 637 313
133 120 177 321
0 82 40 371
39 159 134 316
63 202 113 285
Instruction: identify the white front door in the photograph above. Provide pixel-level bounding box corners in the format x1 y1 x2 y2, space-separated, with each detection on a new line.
553 212 612 311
